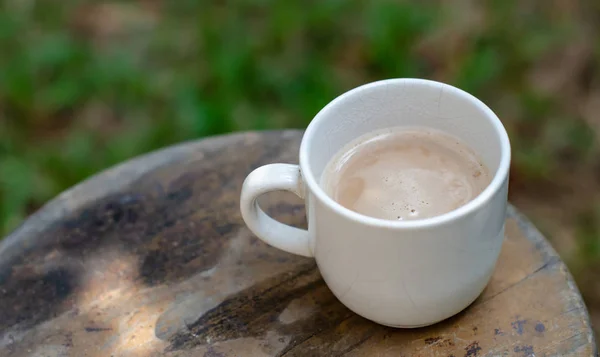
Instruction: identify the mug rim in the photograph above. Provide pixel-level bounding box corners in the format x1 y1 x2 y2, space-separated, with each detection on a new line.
299 78 511 229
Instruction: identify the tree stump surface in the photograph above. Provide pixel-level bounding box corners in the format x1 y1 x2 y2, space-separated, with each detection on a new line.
0 131 596 357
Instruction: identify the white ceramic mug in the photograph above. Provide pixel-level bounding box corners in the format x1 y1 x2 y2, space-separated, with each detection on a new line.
240 78 511 327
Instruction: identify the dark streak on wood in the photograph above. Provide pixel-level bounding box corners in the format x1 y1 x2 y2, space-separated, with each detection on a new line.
167 264 323 351
337 331 378 357
84 327 112 332
475 255 561 307
464 341 482 357
425 337 442 345
277 314 359 357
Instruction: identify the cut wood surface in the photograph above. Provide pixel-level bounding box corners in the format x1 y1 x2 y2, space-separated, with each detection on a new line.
0 131 596 356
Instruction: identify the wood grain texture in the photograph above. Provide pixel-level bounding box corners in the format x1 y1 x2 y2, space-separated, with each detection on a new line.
0 131 596 357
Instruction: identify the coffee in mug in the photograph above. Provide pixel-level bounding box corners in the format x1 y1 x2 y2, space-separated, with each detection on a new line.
320 127 491 221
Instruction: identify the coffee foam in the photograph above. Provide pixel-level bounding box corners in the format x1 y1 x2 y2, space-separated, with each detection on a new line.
321 128 490 221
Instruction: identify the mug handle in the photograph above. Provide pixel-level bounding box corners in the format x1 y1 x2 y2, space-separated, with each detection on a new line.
240 163 313 257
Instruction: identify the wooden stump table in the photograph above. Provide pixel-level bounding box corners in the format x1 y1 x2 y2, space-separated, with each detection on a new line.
0 131 596 357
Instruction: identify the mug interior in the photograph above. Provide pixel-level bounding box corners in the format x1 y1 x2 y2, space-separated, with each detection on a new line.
299 78 511 226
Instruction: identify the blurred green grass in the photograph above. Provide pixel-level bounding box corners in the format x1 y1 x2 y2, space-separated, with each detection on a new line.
1 0 599 274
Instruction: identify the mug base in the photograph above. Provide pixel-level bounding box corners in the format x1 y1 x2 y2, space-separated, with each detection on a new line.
374 321 435 329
